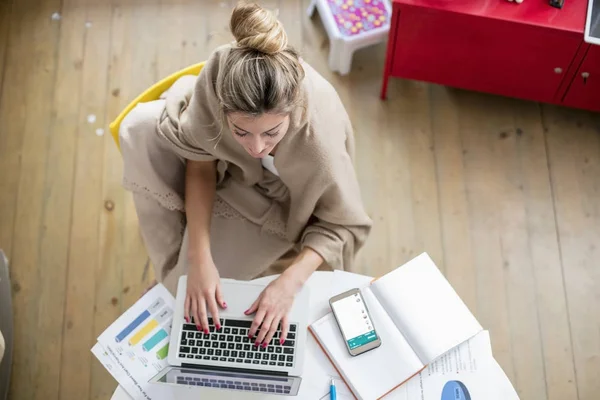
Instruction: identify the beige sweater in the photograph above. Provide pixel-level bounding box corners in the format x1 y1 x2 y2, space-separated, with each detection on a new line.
125 45 371 273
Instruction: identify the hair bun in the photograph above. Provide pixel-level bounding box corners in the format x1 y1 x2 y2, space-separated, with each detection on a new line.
230 3 288 55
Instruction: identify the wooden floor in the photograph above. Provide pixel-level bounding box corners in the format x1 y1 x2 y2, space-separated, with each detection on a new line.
0 0 599 399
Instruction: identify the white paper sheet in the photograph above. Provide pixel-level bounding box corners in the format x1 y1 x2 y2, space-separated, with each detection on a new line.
95 284 175 400
370 253 482 363
92 343 140 400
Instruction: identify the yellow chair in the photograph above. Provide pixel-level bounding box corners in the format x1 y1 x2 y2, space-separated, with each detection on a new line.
109 62 205 151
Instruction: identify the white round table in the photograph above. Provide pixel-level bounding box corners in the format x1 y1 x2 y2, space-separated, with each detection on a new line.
111 270 373 399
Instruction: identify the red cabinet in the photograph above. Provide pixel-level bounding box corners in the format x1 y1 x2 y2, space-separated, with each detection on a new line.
382 0 600 112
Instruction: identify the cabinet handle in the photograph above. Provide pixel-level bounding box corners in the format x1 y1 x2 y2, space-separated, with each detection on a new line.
554 67 563 74
582 72 589 85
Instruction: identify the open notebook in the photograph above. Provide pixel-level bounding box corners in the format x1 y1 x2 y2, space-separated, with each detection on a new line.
309 253 483 400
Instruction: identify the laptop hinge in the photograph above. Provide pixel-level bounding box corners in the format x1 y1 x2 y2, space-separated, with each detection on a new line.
181 363 290 377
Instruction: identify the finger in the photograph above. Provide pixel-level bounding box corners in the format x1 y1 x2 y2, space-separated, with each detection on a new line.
263 315 280 347
244 296 260 316
198 297 209 335
279 315 289 346
184 295 190 323
215 284 227 309
190 296 201 331
207 294 222 331
256 313 274 346
249 308 266 342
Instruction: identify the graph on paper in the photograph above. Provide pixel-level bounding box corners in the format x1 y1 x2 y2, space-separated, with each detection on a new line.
97 284 175 378
115 297 165 343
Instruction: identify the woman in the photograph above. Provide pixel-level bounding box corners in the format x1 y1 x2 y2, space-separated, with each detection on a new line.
120 3 371 348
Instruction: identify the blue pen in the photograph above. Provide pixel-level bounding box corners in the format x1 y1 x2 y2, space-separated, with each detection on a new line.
330 377 337 400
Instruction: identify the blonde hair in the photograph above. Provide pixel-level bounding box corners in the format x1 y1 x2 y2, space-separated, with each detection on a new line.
216 2 305 116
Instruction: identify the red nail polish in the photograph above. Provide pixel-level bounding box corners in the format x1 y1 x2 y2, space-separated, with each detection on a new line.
223 302 227 308
244 310 249 315
261 342 267 348
185 317 189 323
196 325 201 331
248 333 253 338
204 329 209 334
254 341 259 347
216 324 221 330
279 338 284 345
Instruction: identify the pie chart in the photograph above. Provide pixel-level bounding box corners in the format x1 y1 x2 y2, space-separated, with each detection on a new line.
441 380 471 400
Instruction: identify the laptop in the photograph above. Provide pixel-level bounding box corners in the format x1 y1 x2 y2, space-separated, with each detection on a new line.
149 276 310 397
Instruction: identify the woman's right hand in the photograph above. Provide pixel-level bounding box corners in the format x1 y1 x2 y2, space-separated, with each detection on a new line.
184 255 227 333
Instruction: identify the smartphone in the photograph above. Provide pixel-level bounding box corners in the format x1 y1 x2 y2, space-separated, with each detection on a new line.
329 288 382 356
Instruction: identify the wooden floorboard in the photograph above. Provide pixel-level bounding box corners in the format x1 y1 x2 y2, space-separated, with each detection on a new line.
58 0 113 398
492 97 547 400
458 90 515 382
543 104 600 400
0 0 12 98
401 80 444 269
121 0 160 308
347 46 393 277
430 84 477 311
32 0 88 398
88 0 130 397
2 1 600 399
5 0 62 398
514 101 578 400
0 0 27 267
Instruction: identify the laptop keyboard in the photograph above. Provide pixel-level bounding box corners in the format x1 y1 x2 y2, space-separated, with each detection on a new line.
179 317 298 368
176 375 292 394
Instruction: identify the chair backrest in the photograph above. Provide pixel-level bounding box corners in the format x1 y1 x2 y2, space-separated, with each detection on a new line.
109 62 206 151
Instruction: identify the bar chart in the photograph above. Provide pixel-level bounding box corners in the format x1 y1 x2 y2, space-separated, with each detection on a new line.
97 284 176 385
143 329 168 352
115 297 165 343
156 344 169 360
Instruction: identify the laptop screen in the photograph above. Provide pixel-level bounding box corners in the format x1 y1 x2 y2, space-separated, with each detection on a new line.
150 366 301 396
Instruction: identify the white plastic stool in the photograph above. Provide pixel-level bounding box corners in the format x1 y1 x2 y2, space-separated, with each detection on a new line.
307 0 391 75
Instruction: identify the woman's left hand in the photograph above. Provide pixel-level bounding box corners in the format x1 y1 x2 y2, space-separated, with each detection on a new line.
245 247 324 348
245 274 301 348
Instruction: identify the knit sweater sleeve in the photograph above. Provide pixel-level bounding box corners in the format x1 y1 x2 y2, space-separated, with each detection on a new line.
298 150 372 270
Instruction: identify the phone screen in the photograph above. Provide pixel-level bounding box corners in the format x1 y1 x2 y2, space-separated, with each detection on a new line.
331 291 378 350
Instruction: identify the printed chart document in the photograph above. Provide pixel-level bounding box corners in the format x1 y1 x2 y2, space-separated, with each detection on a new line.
92 284 175 400
92 343 140 399
315 331 519 400
391 331 519 400
310 253 483 399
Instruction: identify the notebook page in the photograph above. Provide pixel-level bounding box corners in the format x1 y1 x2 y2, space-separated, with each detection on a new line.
310 287 423 400
370 253 482 364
